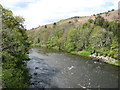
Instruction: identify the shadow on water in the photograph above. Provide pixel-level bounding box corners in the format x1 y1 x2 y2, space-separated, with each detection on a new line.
27 56 60 89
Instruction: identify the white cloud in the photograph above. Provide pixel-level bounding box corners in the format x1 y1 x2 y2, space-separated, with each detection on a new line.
0 0 119 29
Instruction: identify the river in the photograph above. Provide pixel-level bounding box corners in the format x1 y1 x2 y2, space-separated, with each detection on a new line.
27 48 119 88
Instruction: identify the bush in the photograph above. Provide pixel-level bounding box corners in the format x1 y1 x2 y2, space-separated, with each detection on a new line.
45 25 47 28
88 19 93 23
53 46 60 51
64 42 75 52
111 9 115 11
53 22 56 25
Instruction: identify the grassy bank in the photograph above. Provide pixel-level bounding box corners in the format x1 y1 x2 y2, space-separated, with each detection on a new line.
27 14 119 67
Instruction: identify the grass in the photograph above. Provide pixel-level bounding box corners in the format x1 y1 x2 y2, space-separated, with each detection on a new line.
79 51 91 56
70 51 77 54
114 60 120 66
107 60 120 66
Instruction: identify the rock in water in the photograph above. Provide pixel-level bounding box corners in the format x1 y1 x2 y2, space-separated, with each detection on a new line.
35 67 38 69
34 73 37 75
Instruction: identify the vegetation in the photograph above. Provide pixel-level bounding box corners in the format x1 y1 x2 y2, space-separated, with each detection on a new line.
0 4 118 89
111 9 115 11
93 9 115 17
79 51 91 56
1 6 31 88
27 14 119 66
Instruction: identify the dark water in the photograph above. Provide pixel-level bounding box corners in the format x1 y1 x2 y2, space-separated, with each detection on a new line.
27 48 119 88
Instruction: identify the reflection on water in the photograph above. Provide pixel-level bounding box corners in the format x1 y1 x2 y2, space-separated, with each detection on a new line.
27 48 119 88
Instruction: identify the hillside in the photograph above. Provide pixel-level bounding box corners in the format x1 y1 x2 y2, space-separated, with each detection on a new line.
27 9 119 66
1 1 120 89
30 9 118 30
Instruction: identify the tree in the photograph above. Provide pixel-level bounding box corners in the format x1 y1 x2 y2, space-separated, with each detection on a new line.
94 16 108 29
88 19 93 23
111 9 115 11
45 25 47 28
1 6 30 88
53 22 56 25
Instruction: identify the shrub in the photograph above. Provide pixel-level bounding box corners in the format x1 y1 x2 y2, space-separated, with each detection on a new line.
111 9 115 11
88 19 93 23
45 25 47 28
53 22 56 26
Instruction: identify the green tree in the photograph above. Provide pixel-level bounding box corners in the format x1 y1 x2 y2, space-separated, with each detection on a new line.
94 16 108 28
1 6 30 88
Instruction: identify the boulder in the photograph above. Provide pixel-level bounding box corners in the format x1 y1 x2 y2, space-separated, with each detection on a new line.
35 67 38 69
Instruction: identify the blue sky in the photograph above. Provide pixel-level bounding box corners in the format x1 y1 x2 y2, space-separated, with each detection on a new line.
0 0 119 29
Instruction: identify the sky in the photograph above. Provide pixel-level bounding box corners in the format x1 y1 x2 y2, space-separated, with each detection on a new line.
0 0 119 29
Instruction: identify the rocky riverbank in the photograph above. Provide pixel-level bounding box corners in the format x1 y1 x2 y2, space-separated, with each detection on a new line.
89 53 120 66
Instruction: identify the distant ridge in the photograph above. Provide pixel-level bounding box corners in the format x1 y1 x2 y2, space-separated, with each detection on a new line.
30 9 118 30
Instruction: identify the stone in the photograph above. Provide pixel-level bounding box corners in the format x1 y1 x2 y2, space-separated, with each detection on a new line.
34 73 37 75
35 67 39 69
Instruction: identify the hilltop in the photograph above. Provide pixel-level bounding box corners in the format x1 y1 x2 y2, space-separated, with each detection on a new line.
30 9 118 30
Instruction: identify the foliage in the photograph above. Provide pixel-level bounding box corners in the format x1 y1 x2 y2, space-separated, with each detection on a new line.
109 36 118 59
108 21 118 36
88 19 93 23
114 60 120 66
1 6 30 88
111 9 115 11
90 26 113 52
27 15 119 64
94 16 109 28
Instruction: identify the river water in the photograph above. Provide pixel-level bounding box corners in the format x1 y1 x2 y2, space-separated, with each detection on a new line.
27 48 119 88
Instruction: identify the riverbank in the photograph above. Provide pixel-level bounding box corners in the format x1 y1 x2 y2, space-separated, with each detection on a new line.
31 45 120 67
89 54 120 66
71 52 120 67
68 51 120 67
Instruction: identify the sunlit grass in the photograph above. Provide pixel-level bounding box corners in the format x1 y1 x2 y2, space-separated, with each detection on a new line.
79 51 91 56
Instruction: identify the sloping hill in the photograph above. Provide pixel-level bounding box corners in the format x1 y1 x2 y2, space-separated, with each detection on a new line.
27 9 119 66
31 9 118 30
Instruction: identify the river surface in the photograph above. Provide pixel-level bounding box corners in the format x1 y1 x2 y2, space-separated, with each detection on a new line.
27 48 119 88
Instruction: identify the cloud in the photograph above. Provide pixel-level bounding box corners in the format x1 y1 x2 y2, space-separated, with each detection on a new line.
0 0 119 29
